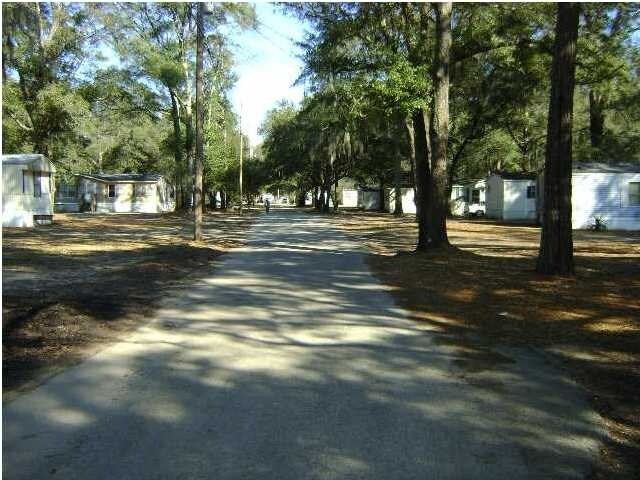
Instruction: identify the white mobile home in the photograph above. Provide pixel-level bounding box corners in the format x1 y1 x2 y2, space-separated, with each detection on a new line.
341 187 359 207
538 163 640 230
388 188 417 214
386 171 417 214
340 180 381 210
450 182 468 216
486 171 537 221
77 173 175 213
2 154 56 227
449 179 486 216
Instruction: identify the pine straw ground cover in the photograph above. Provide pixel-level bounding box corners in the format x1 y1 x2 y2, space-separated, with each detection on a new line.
3 210 256 399
333 211 640 480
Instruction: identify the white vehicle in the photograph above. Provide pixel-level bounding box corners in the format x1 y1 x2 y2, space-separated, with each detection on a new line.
467 202 486 216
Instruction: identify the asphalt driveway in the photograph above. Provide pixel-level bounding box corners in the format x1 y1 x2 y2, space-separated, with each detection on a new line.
3 210 602 479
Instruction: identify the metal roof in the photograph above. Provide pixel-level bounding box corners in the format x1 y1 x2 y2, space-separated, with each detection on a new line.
490 170 537 180
572 162 640 173
452 177 483 186
77 173 163 183
2 154 56 172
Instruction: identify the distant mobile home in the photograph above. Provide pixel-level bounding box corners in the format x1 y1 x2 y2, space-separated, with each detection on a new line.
386 172 416 214
340 180 381 210
450 179 486 216
486 171 537 221
77 173 175 214
2 154 56 227
539 163 640 230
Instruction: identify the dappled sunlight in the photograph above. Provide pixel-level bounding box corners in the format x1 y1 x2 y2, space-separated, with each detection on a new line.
330 210 639 479
2 210 257 399
46 408 96 427
3 210 602 479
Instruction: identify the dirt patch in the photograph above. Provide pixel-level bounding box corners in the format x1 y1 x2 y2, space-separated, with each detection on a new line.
331 211 640 480
3 210 257 399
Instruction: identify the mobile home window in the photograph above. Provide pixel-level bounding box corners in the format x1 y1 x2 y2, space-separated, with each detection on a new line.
33 172 42 197
526 185 536 198
108 184 116 198
471 189 480 203
630 182 640 205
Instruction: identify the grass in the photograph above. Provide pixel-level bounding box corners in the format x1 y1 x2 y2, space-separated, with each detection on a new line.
2 210 256 399
332 211 640 480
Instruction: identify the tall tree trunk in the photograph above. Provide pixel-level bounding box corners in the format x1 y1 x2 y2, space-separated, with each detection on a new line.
446 135 472 215
588 89 605 151
405 116 419 219
169 89 183 209
321 186 330 213
182 57 194 209
193 3 204 241
393 155 403 216
413 109 432 251
379 179 386 212
297 188 306 207
427 1 452 248
537 3 579 276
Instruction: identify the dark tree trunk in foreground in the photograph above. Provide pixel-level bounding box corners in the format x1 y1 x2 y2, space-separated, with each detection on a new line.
413 109 432 251
427 1 452 248
537 3 579 275
193 3 204 241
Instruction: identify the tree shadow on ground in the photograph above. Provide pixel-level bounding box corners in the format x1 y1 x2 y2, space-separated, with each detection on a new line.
332 211 639 480
2 211 256 393
4 212 602 479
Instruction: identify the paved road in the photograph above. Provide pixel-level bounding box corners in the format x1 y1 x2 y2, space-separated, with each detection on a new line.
3 210 602 479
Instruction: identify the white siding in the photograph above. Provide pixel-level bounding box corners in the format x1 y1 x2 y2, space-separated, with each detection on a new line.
2 164 54 227
450 186 466 216
485 175 503 218
388 188 417 214
342 189 358 207
572 172 640 230
77 178 175 213
503 180 537 220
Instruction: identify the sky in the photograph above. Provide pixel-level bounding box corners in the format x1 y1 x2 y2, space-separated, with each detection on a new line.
228 3 309 147
84 3 308 148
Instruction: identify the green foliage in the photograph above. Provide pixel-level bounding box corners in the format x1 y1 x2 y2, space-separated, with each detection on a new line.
2 2 258 203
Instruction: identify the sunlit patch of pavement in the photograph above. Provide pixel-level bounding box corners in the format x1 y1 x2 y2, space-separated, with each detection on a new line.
3 210 603 479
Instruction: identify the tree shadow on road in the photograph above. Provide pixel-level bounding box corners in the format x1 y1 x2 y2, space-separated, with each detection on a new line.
4 212 603 479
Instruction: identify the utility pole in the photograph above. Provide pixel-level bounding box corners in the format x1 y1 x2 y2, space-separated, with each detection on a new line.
239 104 244 215
193 2 204 241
